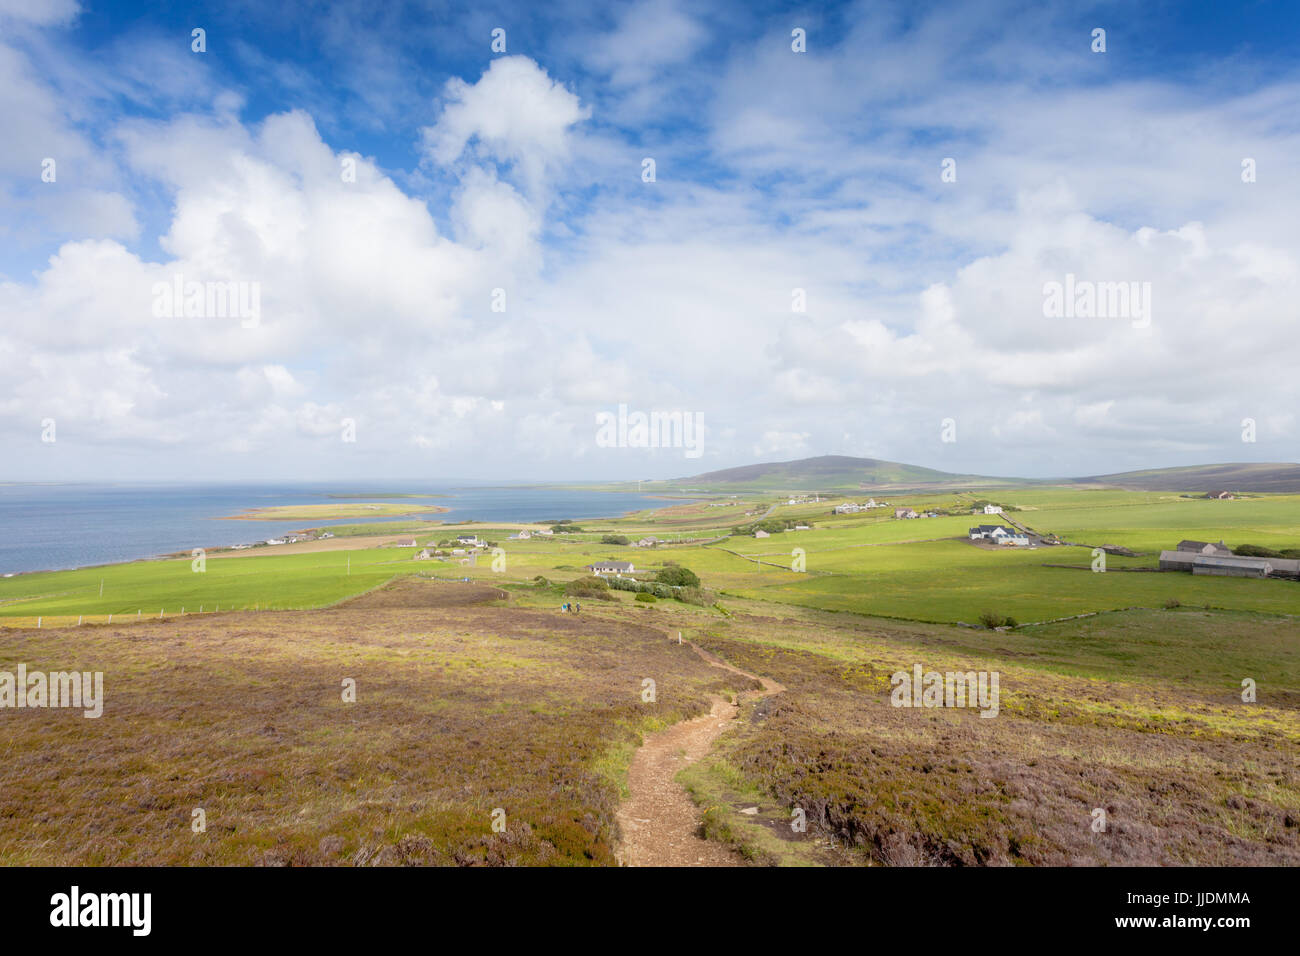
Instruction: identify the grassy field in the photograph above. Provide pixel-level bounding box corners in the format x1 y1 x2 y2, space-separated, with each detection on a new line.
3 483 1299 867
0 548 417 625
5 484 1300 628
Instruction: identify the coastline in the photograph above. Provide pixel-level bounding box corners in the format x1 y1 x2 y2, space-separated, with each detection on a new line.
0 491 688 577
216 503 452 521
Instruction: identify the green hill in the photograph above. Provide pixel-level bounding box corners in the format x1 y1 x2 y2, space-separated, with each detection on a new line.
630 456 1300 495
1075 462 1300 493
648 455 1028 493
581 456 1300 495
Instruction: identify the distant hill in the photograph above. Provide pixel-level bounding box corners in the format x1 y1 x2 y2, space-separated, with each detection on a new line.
636 456 1300 494
653 455 1028 493
1075 462 1300 493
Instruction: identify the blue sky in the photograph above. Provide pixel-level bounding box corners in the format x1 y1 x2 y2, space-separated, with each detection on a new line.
2 0 1299 481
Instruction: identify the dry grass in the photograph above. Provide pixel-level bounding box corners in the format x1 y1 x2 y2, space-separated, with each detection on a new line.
4 577 1295 867
686 604 1300 865
0 579 743 865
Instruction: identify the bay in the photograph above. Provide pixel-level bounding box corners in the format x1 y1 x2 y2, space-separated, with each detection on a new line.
0 482 671 575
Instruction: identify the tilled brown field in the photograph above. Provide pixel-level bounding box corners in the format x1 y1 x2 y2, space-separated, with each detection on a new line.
0 580 744 865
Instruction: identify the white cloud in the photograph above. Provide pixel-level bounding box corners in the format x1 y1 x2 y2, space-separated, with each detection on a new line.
422 56 589 198
0 0 79 25
583 0 707 88
2 12 1299 482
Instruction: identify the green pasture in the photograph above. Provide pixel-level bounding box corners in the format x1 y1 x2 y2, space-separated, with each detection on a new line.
714 537 1300 624
1003 494 1300 552
5 485 1300 628
0 548 420 622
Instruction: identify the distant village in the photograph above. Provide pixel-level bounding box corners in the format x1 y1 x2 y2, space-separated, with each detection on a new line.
827 497 1035 546
231 484 1290 582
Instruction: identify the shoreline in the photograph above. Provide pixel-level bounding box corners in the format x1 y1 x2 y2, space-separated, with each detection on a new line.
215 504 452 521
0 495 698 578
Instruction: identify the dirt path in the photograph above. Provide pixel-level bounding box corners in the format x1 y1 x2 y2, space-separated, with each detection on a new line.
614 642 785 867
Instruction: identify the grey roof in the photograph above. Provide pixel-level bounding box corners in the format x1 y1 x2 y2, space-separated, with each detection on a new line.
970 525 1009 534
587 561 634 571
1177 539 1231 554
1161 551 1299 573
1193 554 1272 570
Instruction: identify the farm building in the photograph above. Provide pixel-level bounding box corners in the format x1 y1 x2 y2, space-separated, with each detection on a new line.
969 525 1011 540
833 499 884 513
894 507 917 519
634 536 660 548
456 534 482 546
1192 555 1272 578
982 504 1004 515
1205 490 1235 499
999 533 1030 546
753 529 770 538
1176 539 1232 555
586 561 635 576
1159 551 1299 577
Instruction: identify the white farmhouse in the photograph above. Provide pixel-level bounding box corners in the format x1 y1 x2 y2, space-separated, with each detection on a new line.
586 560 635 576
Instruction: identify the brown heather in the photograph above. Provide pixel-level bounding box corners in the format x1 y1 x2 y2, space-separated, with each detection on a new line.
685 603 1300 866
2 579 1296 866
0 580 742 866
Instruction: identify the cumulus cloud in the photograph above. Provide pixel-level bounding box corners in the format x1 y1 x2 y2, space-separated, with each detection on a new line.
422 56 589 198
2 5 1299 482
